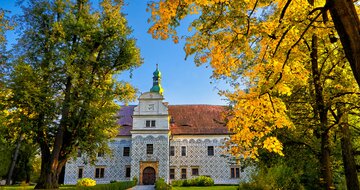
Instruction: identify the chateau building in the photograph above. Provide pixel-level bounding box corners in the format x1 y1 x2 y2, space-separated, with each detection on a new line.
64 66 251 185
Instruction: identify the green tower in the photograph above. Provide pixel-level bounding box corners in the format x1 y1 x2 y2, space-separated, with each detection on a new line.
150 64 164 95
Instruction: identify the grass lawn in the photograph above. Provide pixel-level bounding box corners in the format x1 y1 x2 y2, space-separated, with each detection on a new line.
0 185 76 189
172 186 238 190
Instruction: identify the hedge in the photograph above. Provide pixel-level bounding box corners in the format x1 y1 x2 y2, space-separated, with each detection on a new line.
75 180 136 190
171 176 214 187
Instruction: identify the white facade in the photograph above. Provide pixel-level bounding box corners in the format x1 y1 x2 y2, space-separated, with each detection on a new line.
64 91 252 185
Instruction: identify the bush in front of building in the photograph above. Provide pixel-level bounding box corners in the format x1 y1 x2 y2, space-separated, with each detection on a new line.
76 180 136 190
132 176 138 185
193 176 214 186
77 178 96 187
155 178 172 190
170 179 183 187
171 176 214 187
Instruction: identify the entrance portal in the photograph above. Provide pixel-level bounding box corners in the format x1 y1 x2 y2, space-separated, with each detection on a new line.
142 167 156 185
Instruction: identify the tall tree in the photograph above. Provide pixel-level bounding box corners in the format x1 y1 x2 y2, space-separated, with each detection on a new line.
146 0 359 189
5 0 142 188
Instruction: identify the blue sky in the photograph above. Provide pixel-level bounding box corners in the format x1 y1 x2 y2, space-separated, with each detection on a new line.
1 0 229 105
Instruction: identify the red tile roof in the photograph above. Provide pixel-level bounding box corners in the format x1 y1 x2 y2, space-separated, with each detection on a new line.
117 105 136 136
117 105 229 136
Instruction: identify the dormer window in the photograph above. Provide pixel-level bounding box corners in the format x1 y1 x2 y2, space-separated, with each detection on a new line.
146 120 156 127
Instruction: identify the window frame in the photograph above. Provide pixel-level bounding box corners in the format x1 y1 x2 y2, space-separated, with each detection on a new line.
145 120 156 127
147 144 154 154
95 167 105 178
78 167 83 179
169 168 175 179
125 165 131 178
191 167 199 176
181 146 186 156
181 168 187 179
170 146 175 156
123 147 130 157
207 146 214 156
230 167 240 179
97 151 104 157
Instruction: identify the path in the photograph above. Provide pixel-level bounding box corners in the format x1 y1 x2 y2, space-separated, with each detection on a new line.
127 185 155 190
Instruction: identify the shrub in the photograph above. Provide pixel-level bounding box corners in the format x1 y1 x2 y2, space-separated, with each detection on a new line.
199 176 214 186
155 178 172 190
76 180 136 190
238 164 304 190
170 176 214 187
132 176 138 185
170 180 183 187
182 179 191 186
77 178 96 187
238 183 264 190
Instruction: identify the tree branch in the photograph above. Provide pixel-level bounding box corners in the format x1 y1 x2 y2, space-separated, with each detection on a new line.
279 0 292 23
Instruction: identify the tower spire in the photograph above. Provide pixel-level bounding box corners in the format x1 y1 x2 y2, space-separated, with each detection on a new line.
150 64 164 95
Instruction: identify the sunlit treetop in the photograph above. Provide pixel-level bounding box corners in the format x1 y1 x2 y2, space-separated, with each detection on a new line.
147 0 359 158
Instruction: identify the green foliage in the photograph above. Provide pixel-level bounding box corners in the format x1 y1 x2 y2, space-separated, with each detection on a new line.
172 186 237 190
192 176 214 186
132 176 138 185
3 0 142 187
170 180 183 187
0 137 11 178
238 164 304 190
76 181 136 190
155 178 172 190
171 176 214 187
77 178 96 187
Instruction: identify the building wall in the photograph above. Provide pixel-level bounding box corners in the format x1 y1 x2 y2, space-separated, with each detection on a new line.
130 134 170 183
64 135 253 185
132 115 169 130
64 137 132 184
169 135 248 184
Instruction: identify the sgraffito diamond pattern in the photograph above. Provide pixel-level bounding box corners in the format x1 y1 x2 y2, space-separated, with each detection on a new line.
64 138 132 184
64 136 252 185
130 135 169 183
169 138 249 184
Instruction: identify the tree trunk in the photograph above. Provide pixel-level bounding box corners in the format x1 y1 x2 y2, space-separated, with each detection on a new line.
35 151 59 189
327 0 360 87
311 34 334 190
6 135 23 185
337 104 360 190
35 77 72 189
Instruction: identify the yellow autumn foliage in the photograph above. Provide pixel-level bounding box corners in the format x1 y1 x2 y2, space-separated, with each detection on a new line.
147 0 359 158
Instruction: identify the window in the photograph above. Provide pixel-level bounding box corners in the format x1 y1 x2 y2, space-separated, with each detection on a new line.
208 146 214 156
95 167 105 178
146 120 156 127
147 144 153 154
181 168 187 179
123 147 130 156
97 151 104 157
192 168 199 176
169 168 175 179
170 146 175 156
77 150 82 157
125 166 131 178
78 168 83 179
230 167 240 178
181 146 186 156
